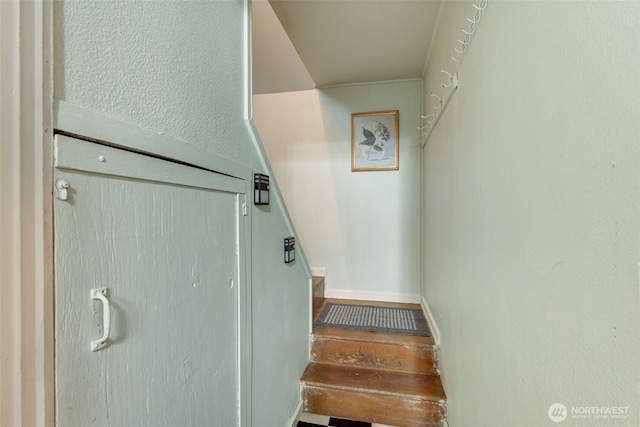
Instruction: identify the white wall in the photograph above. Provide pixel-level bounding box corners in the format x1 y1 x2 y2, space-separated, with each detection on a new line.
422 1 640 425
54 1 309 425
252 0 315 94
254 81 422 302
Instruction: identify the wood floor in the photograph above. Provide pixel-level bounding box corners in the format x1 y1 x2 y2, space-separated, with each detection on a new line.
299 278 447 427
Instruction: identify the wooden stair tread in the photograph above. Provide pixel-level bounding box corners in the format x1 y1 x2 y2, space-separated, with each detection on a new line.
313 327 435 347
311 319 438 375
301 363 446 402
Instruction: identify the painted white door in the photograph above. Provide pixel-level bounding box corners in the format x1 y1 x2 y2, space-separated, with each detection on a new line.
54 135 247 426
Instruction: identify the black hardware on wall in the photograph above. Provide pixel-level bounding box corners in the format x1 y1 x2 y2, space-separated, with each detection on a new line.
254 173 270 205
284 237 295 264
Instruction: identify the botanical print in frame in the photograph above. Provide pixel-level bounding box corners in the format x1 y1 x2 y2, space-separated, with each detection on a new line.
351 110 399 171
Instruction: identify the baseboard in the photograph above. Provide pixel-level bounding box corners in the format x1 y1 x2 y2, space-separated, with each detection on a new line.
287 397 303 427
324 289 421 304
308 277 313 335
310 267 326 277
421 296 441 346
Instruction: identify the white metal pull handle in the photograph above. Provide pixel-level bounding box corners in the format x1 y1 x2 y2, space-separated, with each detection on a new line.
90 288 110 351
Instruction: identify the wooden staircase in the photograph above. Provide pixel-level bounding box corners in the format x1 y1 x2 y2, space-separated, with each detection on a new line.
300 277 447 427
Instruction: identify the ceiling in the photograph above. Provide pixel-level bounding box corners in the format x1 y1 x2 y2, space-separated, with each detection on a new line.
252 0 443 94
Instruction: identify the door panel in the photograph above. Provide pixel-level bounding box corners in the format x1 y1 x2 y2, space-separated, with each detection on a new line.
54 136 244 426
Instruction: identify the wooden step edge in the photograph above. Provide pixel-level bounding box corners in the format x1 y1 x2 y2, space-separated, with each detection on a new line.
300 364 446 403
311 331 436 348
313 327 436 346
307 359 440 377
302 382 447 404
302 391 447 427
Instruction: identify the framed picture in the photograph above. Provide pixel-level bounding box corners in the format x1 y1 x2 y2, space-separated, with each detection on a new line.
351 110 399 172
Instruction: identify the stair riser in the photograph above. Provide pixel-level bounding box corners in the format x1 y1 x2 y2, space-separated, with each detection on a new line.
311 336 438 375
303 386 444 427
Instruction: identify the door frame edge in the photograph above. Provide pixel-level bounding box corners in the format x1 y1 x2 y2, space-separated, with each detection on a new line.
0 0 55 426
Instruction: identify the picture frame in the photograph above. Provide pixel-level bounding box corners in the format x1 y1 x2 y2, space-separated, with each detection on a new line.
351 110 399 172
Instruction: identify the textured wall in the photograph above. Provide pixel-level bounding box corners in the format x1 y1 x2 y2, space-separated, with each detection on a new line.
254 81 422 301
54 0 251 163
54 1 310 425
421 1 640 425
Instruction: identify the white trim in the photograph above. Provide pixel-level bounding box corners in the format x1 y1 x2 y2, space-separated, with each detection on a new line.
317 77 422 90
421 296 441 346
237 188 253 427
324 289 421 304
308 277 314 335
243 0 253 121
0 4 21 423
287 397 304 427
0 1 53 426
54 100 250 180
